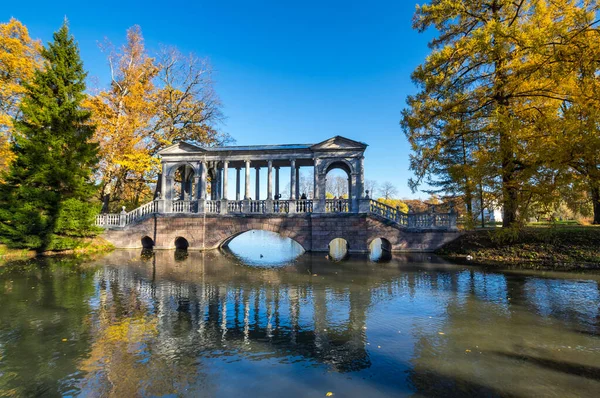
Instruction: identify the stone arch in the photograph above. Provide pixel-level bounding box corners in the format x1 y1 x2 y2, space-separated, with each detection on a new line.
328 237 349 261
218 229 308 252
166 161 199 178
141 236 154 249
323 159 354 175
174 236 190 250
368 237 392 262
207 218 311 251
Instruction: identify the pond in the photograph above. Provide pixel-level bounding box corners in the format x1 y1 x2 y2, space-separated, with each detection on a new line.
0 233 599 397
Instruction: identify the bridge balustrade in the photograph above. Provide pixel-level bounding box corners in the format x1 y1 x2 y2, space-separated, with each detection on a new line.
295 200 313 213
273 200 289 214
248 200 266 213
95 198 457 231
325 199 349 213
206 200 221 214
227 200 244 214
172 200 194 213
369 200 408 226
95 213 121 227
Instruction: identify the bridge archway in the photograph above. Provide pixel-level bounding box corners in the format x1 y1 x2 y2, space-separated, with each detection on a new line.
141 236 154 249
175 237 190 250
325 161 352 200
369 237 392 262
219 229 308 252
172 164 196 200
328 238 349 261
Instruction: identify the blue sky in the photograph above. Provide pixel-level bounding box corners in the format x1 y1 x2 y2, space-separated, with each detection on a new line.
3 0 435 199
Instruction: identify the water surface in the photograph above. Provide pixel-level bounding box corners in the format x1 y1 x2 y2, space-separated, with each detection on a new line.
0 244 599 397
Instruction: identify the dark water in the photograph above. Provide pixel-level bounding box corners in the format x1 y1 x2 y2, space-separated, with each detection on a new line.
0 232 599 397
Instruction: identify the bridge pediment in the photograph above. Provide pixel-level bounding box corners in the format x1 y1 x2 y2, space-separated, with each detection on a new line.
310 136 367 151
158 141 206 155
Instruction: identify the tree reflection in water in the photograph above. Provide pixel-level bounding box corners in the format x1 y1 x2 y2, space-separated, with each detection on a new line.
0 251 599 397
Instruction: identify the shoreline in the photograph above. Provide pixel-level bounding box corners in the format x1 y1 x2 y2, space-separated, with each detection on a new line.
0 237 114 265
435 227 600 272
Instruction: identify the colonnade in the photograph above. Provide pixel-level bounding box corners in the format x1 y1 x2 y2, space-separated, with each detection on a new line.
167 159 314 202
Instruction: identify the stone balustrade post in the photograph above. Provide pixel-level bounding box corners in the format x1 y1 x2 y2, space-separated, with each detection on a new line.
120 206 127 227
358 198 371 213
407 209 416 228
449 207 457 230
288 199 296 214
156 197 166 213
243 199 251 214
220 199 228 214
197 199 206 213
265 199 274 213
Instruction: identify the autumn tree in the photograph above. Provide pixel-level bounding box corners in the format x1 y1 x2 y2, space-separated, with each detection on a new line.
86 26 158 211
88 26 228 212
402 0 599 227
0 18 41 173
0 22 98 250
555 24 600 224
378 181 398 200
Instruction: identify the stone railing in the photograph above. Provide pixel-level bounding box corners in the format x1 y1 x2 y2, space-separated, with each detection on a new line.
295 199 313 213
409 212 453 229
95 198 457 230
172 200 194 213
247 200 265 214
205 200 221 214
369 200 408 226
125 200 158 224
95 213 122 227
325 199 349 213
273 200 289 214
227 200 244 213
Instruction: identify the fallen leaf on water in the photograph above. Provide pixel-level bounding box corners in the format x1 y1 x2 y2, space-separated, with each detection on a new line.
465 349 471 353
438 332 445 335
61 339 67 342
326 393 334 397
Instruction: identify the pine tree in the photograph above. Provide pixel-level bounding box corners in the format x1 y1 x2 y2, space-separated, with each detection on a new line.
0 21 98 250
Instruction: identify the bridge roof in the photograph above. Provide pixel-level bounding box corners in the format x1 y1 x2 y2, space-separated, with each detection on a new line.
157 135 368 157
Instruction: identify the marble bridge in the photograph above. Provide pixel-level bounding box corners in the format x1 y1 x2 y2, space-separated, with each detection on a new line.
97 136 459 252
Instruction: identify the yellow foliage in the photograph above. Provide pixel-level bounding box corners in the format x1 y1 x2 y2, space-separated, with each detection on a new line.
0 18 41 174
377 198 409 213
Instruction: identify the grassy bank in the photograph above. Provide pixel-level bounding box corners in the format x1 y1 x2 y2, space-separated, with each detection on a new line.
0 237 114 265
436 226 600 271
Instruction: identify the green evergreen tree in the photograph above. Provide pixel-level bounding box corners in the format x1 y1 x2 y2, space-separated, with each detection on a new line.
0 21 98 251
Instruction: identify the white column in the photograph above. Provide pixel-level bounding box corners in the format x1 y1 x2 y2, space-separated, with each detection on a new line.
160 163 167 198
236 167 241 200
223 161 229 199
275 167 280 198
290 159 296 200
295 166 300 198
245 160 251 199
313 160 319 200
255 167 260 200
200 161 207 199
267 160 273 199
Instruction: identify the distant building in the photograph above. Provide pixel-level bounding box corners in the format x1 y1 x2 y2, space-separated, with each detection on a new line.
472 200 503 224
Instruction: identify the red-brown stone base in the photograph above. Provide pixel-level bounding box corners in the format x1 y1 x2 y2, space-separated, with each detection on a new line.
102 213 461 252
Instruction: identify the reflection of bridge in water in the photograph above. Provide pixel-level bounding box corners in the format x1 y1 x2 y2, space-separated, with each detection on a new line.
96 136 460 252
84 250 600 397
94 250 456 373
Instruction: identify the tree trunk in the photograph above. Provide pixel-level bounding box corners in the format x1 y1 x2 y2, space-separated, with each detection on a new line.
500 131 518 228
591 184 600 225
101 194 110 213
